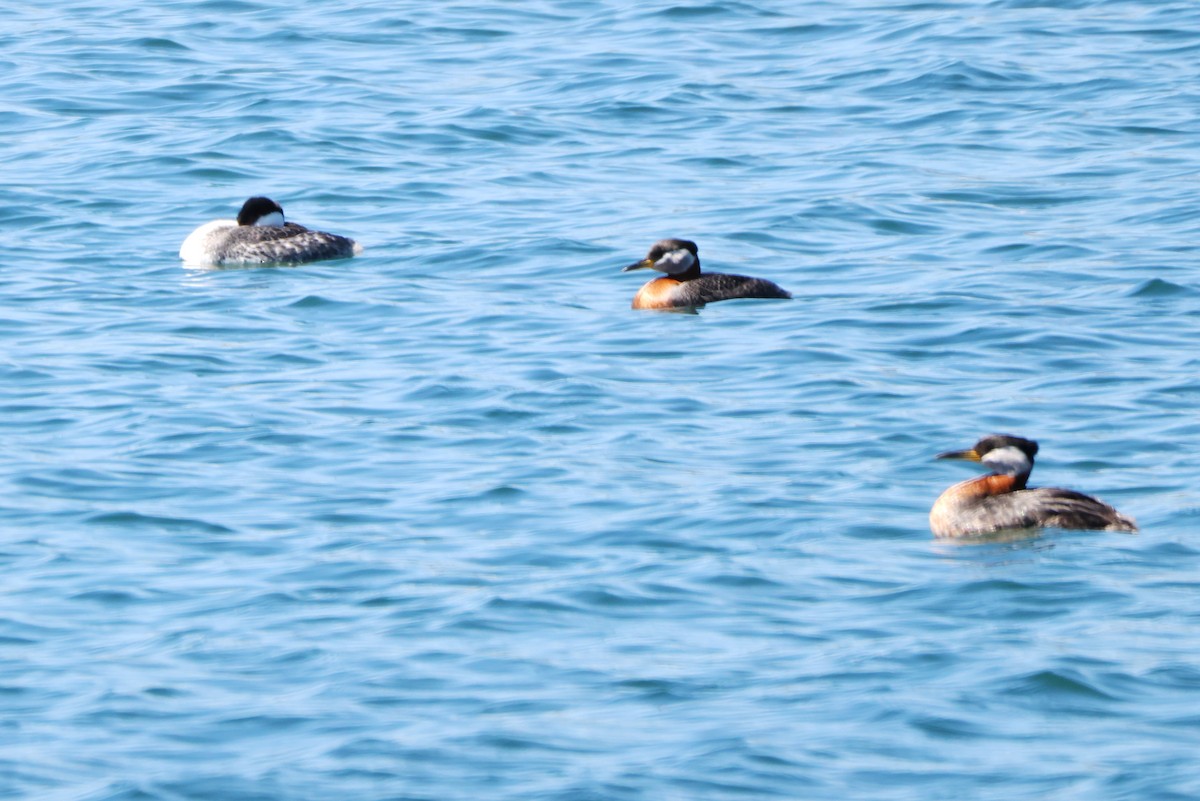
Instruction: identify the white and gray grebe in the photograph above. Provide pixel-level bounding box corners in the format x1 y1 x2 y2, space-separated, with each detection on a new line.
180 196 361 266
930 434 1137 538
621 239 791 310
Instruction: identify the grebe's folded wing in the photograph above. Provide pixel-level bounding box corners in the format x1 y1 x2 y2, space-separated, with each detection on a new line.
1024 487 1138 532
689 274 791 304
957 488 1136 534
227 225 358 265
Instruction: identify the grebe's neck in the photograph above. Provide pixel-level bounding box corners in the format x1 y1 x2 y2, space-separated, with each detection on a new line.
975 472 1025 495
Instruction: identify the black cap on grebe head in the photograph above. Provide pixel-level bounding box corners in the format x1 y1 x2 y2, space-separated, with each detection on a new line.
973 434 1038 460
622 239 701 277
237 197 285 227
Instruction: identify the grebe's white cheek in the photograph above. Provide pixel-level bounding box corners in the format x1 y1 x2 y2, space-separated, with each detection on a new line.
654 248 695 274
254 211 285 227
981 445 1032 475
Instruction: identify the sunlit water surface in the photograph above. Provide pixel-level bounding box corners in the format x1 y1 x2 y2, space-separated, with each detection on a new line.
3 2 1200 799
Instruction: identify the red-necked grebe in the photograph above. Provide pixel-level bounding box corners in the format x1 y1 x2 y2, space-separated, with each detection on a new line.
180 197 362 266
930 434 1137 538
622 239 791 310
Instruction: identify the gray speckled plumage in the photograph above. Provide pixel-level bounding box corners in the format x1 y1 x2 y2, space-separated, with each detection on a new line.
931 483 1137 538
209 222 358 265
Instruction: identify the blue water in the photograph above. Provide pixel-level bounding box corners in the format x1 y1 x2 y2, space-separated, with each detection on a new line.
3 1 1200 798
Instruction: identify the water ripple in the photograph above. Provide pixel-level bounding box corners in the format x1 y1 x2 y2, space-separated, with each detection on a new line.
3 1 1200 799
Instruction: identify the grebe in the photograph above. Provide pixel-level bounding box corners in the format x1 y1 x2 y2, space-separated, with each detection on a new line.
622 239 791 310
930 434 1137 538
179 196 361 266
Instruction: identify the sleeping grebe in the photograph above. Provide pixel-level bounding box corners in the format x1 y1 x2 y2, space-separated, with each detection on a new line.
180 196 361 266
930 434 1137 538
622 239 791 310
